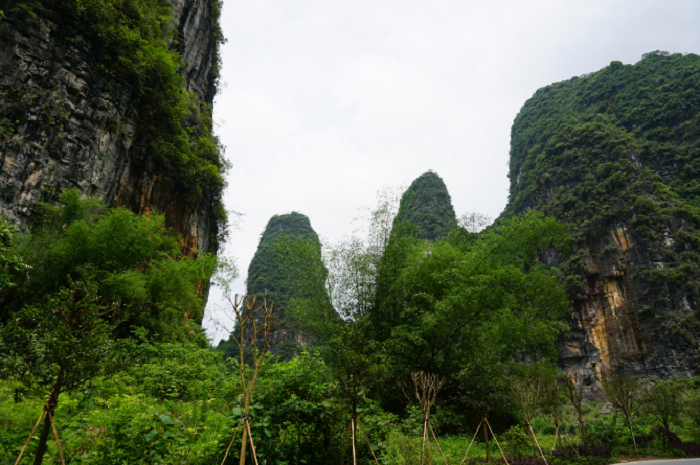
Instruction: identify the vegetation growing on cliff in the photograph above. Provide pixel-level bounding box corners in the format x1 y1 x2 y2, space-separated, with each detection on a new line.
395 171 457 241
0 0 229 245
245 212 325 322
507 52 700 335
1 189 218 342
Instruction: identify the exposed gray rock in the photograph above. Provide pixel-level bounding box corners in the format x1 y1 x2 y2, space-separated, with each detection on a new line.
0 0 221 261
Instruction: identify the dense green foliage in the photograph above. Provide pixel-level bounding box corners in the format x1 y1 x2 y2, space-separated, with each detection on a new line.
2 182 700 463
1 189 217 342
0 218 25 290
1 0 229 243
280 174 574 435
507 52 700 326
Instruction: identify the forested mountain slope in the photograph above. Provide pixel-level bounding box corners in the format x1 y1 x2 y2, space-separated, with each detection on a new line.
233 212 325 358
395 171 457 240
506 51 700 383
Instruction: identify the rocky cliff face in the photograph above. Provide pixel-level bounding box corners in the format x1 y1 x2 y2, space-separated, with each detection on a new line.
506 52 700 389
0 0 222 256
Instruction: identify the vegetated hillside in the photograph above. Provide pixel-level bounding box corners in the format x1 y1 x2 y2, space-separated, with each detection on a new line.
235 212 324 358
506 51 700 383
396 171 457 240
0 0 227 258
372 171 457 343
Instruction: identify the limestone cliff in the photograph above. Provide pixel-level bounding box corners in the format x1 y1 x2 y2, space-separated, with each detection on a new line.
0 0 225 257
506 52 700 388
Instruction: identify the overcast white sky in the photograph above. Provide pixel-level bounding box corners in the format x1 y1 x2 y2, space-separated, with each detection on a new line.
204 0 700 343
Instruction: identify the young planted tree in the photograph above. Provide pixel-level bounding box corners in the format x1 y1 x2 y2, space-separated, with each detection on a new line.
562 375 586 441
510 371 545 459
218 295 275 465
641 378 682 430
401 371 447 465
325 317 384 465
454 362 511 463
540 376 566 452
601 373 641 452
0 281 119 464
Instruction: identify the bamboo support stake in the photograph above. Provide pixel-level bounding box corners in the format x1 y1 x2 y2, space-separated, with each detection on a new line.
485 418 510 465
352 417 358 465
420 418 428 465
340 421 351 465
459 419 483 465
527 422 548 465
358 419 380 465
561 432 580 457
48 411 65 465
550 425 559 456
220 419 243 465
14 406 47 465
428 421 449 465
245 419 260 465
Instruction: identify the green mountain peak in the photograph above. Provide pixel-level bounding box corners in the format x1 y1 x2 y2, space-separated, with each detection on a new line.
396 171 457 240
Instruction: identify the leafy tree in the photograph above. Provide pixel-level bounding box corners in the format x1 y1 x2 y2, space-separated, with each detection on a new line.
0 280 118 464
562 375 587 439
601 373 641 451
3 189 218 343
640 378 682 430
0 216 26 290
540 374 567 451
252 350 345 464
378 212 570 380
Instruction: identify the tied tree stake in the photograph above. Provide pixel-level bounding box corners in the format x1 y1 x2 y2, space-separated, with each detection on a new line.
601 373 641 452
0 281 119 465
401 371 446 465
219 295 275 465
563 375 586 442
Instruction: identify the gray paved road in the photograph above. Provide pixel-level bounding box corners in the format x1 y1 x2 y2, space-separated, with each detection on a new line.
620 460 700 465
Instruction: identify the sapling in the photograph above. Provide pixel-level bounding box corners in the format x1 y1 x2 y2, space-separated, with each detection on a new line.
0 281 119 465
562 375 587 442
401 371 446 465
601 373 641 452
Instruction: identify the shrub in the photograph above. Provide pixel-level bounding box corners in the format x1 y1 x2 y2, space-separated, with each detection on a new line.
636 427 682 450
502 425 531 460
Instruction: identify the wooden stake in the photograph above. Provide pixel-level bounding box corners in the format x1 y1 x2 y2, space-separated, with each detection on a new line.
459 419 482 465
420 418 428 465
340 421 351 465
358 418 380 465
550 425 559 456
484 418 510 465
48 411 65 465
526 421 548 465
220 419 243 465
428 421 449 465
14 406 46 465
245 419 260 465
352 417 358 465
